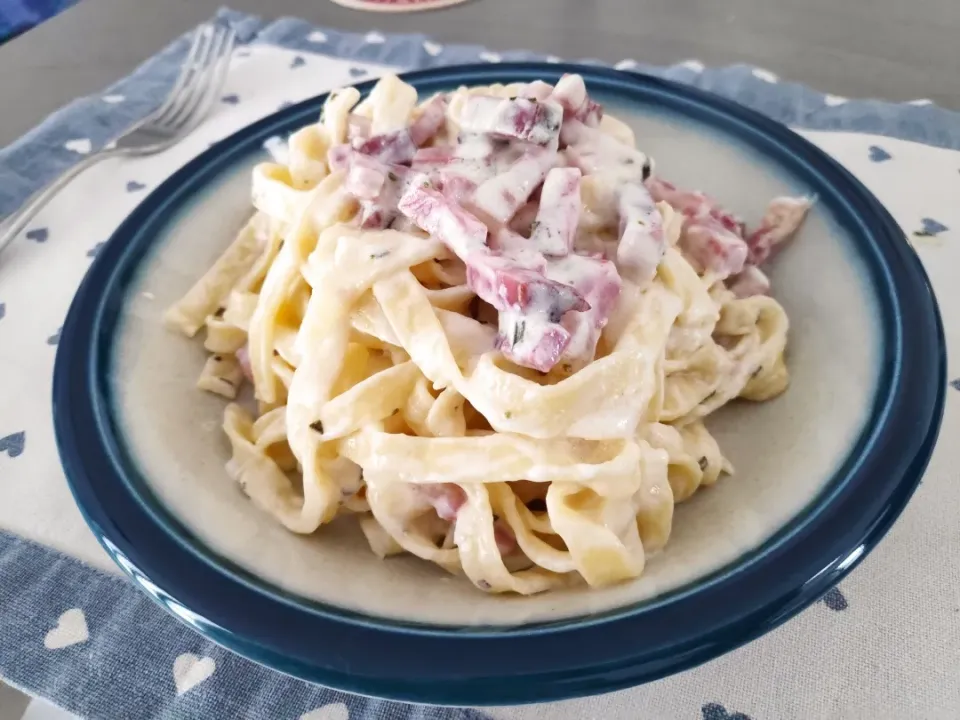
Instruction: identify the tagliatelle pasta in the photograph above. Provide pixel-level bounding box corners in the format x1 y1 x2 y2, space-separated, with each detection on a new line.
165 73 811 595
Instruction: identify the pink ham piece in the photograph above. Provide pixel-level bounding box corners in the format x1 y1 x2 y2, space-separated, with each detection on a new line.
398 183 602 372
419 483 517 555
398 182 490 258
411 142 496 204
563 120 650 183
493 518 518 556
235 345 253 382
329 147 420 228
550 74 603 126
352 131 418 166
351 95 448 165
530 167 581 257
438 175 478 204
467 254 589 316
459 95 563 146
346 113 371 143
518 80 555 101
645 176 745 235
508 200 540 236
680 216 749 279
411 146 460 172
728 265 771 298
746 195 812 265
327 144 353 172
419 483 467 521
408 95 449 146
344 154 388 200
646 176 749 279
496 315 572 373
549 253 622 362
616 182 665 284
471 146 556 224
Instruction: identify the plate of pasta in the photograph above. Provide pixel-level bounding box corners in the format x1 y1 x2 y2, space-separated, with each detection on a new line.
53 63 944 704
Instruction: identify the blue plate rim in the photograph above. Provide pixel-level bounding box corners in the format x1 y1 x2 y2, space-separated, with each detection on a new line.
52 62 945 704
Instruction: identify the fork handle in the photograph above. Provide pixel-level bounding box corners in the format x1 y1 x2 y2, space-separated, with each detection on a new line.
0 150 118 255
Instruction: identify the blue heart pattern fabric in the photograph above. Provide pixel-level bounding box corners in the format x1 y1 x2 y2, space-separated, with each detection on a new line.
0 0 79 42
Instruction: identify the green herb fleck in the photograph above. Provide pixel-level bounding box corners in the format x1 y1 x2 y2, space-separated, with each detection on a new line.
504 411 513 419
512 320 526 346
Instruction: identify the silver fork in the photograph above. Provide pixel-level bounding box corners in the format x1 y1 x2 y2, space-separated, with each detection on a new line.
0 20 236 256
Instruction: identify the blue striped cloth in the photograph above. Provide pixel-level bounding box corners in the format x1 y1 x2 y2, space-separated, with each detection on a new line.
0 0 78 42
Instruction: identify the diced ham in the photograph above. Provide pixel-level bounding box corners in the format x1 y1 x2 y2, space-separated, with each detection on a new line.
471 147 556 223
350 96 448 166
412 146 459 171
680 216 749 279
353 130 418 166
530 167 581 257
346 113 371 143
408 95 448 146
616 182 665 283
412 139 497 196
646 176 749 278
236 345 253 382
327 144 353 172
344 164 387 200
493 518 518 555
419 483 467 521
508 200 540 236
398 182 489 258
496 313 572 372
518 80 554 101
549 253 622 362
551 74 587 118
563 121 650 184
459 95 563 146
438 175 478 204
578 99 603 127
728 265 771 298
466 253 589 316
746 195 812 265
645 176 745 235
550 74 604 127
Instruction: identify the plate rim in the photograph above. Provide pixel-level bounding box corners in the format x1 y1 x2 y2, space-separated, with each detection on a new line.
53 61 946 704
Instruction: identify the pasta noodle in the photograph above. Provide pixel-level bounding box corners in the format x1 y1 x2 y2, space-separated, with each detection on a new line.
165 73 811 595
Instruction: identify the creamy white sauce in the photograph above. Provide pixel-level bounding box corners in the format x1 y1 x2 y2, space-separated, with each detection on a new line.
111 105 882 625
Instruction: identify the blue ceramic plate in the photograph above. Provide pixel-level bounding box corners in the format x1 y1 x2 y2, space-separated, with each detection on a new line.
53 63 945 705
